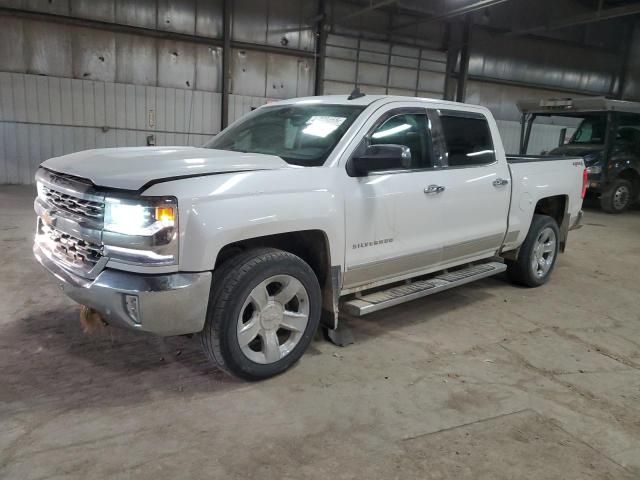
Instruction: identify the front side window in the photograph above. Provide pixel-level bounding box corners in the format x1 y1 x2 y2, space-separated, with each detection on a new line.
616 114 640 149
570 115 607 144
204 104 365 167
366 113 433 169
439 113 496 166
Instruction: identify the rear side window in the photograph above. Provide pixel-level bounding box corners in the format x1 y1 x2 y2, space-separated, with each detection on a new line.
439 113 495 166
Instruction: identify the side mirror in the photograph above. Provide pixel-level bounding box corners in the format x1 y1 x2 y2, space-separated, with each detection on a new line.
349 144 411 177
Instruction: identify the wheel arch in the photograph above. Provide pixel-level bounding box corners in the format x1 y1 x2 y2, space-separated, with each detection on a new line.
214 230 341 330
533 195 569 252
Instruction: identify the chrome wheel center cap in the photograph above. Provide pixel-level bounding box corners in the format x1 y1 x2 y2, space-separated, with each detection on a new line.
260 303 284 330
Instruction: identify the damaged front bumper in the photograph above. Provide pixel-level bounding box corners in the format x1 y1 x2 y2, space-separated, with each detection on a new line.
34 242 211 336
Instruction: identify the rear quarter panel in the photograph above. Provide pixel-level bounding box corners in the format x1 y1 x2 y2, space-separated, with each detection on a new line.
504 159 584 251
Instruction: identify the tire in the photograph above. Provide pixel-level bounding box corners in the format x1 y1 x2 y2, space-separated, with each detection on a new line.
506 214 560 288
200 248 321 381
600 178 633 214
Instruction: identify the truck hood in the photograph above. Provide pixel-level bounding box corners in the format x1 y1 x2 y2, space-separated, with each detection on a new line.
41 146 292 191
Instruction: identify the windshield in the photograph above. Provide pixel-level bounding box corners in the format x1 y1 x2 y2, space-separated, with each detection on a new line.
204 104 365 167
569 115 607 144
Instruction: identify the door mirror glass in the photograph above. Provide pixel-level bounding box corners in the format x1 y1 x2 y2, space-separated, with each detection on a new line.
349 144 412 176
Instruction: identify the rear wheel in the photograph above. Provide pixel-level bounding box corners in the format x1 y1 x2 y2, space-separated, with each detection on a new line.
506 214 559 287
200 248 321 380
600 178 633 213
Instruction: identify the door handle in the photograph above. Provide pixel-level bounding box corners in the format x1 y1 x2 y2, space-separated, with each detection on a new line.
424 185 445 194
493 178 509 187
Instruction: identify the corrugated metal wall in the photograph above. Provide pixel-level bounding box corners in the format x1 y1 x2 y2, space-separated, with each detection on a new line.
466 80 586 154
321 34 447 98
0 0 634 182
623 23 640 101
0 0 317 184
0 72 221 183
464 26 625 154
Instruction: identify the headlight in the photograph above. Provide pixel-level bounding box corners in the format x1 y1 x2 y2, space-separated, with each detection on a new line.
103 196 178 266
105 197 176 236
586 165 602 175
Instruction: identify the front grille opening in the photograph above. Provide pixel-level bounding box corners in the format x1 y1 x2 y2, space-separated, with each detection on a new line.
42 185 104 220
41 223 103 269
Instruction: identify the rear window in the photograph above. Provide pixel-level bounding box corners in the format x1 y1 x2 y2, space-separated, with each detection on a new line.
439 112 496 166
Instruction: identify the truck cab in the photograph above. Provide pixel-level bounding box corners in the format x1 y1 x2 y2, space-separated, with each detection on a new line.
518 97 640 213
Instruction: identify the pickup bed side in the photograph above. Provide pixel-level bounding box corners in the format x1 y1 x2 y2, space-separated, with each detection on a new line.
503 155 584 255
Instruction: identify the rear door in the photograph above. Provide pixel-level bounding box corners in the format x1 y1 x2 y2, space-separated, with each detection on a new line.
431 109 511 264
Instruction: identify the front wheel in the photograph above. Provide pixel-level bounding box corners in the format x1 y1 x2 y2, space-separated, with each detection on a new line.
600 179 633 213
200 248 321 381
506 214 560 287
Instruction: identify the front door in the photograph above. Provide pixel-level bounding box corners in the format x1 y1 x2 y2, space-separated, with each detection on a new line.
341 104 449 290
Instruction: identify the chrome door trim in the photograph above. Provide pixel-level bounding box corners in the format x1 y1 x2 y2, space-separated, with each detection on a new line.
441 233 504 263
343 246 442 289
343 233 506 290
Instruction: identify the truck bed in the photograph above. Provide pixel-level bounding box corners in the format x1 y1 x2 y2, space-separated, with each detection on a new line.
502 155 585 254
506 155 582 164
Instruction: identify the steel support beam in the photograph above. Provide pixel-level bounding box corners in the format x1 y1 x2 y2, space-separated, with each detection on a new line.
443 23 458 101
0 7 315 59
314 0 327 95
615 23 635 100
391 0 513 31
456 17 472 103
221 0 232 129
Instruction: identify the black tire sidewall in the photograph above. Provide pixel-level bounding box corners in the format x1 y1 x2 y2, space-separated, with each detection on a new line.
507 214 560 287
214 252 321 380
601 179 633 213
520 215 560 287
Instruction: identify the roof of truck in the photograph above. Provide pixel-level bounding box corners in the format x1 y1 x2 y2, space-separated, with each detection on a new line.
269 94 476 110
517 97 640 115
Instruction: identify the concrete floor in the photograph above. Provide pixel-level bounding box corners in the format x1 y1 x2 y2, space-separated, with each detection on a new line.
1 185 640 479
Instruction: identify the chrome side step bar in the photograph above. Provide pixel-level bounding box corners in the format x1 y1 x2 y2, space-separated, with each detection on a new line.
341 261 506 316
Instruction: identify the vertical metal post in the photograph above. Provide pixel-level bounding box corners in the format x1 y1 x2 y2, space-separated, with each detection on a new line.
455 16 471 103
354 37 361 89
414 47 422 97
221 0 232 129
519 114 526 154
314 0 327 95
522 114 535 155
615 22 635 99
443 23 456 101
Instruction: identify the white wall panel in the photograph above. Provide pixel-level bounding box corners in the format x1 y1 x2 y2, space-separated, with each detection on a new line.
0 17 26 73
228 95 273 123
71 28 116 83
115 0 157 29
24 21 72 77
0 73 222 184
322 34 447 98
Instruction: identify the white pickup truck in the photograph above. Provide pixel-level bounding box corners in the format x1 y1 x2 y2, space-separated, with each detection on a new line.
33 94 586 380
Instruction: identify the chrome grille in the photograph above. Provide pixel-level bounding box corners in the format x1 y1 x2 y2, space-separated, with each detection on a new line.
40 222 103 269
42 185 104 220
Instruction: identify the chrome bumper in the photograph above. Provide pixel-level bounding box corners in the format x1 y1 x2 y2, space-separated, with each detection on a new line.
34 243 212 336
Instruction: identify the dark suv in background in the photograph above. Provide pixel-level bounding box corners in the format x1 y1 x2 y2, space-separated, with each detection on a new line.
518 97 640 213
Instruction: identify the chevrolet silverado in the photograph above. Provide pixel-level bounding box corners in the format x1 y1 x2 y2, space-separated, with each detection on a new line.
33 94 586 380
